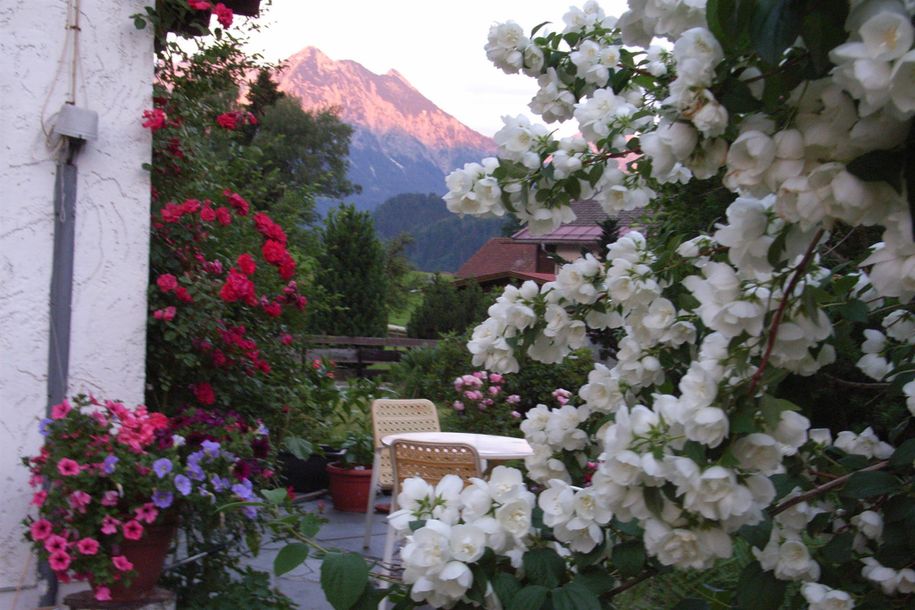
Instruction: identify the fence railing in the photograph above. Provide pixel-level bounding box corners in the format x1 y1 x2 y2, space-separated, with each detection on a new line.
302 335 438 377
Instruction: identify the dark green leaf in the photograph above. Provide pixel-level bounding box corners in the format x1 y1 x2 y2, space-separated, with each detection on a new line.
531 21 551 37
731 405 757 434
492 572 522 607
719 77 762 114
572 566 615 596
349 584 385 610
321 552 370 610
573 537 607 568
889 438 915 468
736 561 787 610
738 518 772 549
840 470 901 499
274 543 309 577
507 585 549 610
819 531 854 564
134 16 147 29
766 229 788 268
847 149 905 193
466 563 489 604
801 5 850 76
552 582 601 610
759 394 798 429
643 486 664 519
613 518 642 537
707 0 753 52
523 548 567 590
838 299 869 323
750 0 804 66
883 495 915 523
673 600 710 610
565 177 582 200
611 540 646 578
298 512 323 538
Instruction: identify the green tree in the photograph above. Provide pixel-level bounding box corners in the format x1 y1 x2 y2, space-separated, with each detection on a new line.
254 98 360 200
310 204 388 336
382 232 419 317
246 67 285 119
407 276 488 339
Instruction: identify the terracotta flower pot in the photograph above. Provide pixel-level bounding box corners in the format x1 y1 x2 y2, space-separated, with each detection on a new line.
104 519 177 602
326 462 373 512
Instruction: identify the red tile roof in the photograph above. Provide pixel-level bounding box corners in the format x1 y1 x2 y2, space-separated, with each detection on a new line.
453 270 556 288
455 237 539 279
512 199 610 243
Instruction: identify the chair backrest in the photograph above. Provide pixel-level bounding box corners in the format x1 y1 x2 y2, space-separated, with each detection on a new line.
371 398 440 489
390 439 482 493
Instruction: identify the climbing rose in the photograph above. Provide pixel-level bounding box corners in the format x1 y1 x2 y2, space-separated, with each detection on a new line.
141 109 166 131
213 3 233 28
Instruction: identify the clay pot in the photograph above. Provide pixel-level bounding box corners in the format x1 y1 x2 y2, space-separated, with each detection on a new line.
103 519 177 602
326 462 373 512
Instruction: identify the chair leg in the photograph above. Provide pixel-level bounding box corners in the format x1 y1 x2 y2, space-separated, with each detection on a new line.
362 450 381 549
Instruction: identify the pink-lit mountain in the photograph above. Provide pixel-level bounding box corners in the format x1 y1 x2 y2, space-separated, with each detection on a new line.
275 47 495 211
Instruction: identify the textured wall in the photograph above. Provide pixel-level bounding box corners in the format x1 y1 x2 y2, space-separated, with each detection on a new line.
0 0 152 602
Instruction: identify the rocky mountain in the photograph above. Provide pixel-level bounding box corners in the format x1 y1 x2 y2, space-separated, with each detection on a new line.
275 47 495 213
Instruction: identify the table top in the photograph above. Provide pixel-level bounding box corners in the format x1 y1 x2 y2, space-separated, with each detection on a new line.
380 431 533 461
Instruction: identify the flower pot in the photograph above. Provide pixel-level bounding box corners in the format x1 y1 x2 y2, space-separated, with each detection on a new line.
103 519 177 602
279 446 344 493
224 0 261 16
326 462 373 512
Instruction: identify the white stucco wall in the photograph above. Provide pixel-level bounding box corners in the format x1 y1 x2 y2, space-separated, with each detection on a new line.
0 0 152 604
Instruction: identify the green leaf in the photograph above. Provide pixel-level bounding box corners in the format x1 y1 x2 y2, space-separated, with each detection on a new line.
736 561 787 610
801 5 850 76
846 149 905 193
321 552 370 610
840 470 901 499
719 77 762 114
707 0 753 52
507 585 549 610
134 16 147 29
523 548 567 590
838 299 869 323
738 518 772 549
262 487 288 505
492 572 522 607
819 531 854 564
889 438 915 468
766 229 788 268
274 543 309 577
466 563 489 604
552 582 601 610
531 21 551 37
611 540 646 578
572 566 615 596
348 584 385 610
759 394 798 430
673 600 710 610
750 0 804 66
285 436 315 460
298 512 324 538
884 495 915 523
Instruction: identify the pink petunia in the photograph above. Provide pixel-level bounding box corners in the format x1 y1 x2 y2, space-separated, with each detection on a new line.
57 458 80 476
94 587 111 602
44 534 68 554
48 551 71 572
100 515 120 535
101 490 119 506
31 490 47 507
134 503 159 524
68 490 91 513
122 520 144 541
76 537 99 556
30 519 53 541
112 555 133 572
50 400 72 420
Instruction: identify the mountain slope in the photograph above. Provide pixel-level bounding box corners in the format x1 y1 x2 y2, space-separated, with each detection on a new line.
373 193 505 272
275 47 495 213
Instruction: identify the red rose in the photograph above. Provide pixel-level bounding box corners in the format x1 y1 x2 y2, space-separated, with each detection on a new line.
253 213 287 244
156 274 178 292
193 382 216 405
223 190 250 216
153 306 176 322
200 206 216 222
262 301 281 317
213 3 233 28
216 112 238 130
261 239 286 265
237 253 256 276
219 270 254 303
188 0 211 9
141 109 166 131
174 287 193 303
215 207 232 226
279 256 296 280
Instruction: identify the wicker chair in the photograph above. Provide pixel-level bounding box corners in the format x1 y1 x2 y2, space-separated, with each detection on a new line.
362 399 440 548
381 439 482 571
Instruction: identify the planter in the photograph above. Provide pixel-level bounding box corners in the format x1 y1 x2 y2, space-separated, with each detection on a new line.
102 519 177 602
326 462 373 512
280 446 344 493
224 0 261 16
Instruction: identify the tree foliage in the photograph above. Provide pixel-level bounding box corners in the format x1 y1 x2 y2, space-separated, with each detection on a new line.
407 276 489 339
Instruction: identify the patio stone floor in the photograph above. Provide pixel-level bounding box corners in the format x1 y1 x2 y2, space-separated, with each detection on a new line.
243 492 391 610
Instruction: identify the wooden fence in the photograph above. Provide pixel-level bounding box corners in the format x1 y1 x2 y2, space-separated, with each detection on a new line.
303 335 438 378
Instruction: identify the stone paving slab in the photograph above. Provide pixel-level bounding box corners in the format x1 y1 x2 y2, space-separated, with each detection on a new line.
244 493 391 610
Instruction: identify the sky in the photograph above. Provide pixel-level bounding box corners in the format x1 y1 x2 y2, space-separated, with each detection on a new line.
244 0 630 138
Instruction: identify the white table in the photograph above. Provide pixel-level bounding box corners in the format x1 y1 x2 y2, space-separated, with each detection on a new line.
363 431 532 549
380 431 533 461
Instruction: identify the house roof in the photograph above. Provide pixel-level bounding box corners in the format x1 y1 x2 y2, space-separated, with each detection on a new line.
455 237 539 279
453 270 556 288
512 199 611 243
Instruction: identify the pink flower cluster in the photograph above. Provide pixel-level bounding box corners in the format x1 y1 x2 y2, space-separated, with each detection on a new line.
452 371 520 416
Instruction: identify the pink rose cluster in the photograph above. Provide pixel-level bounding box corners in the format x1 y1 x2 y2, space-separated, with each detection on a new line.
452 371 521 418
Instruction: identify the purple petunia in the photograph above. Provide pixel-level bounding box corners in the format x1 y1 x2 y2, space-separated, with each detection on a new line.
38 418 53 437
102 455 119 474
242 505 258 519
152 457 172 479
186 462 206 481
231 479 253 500
152 489 174 509
210 474 229 492
174 474 192 496
201 440 221 458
